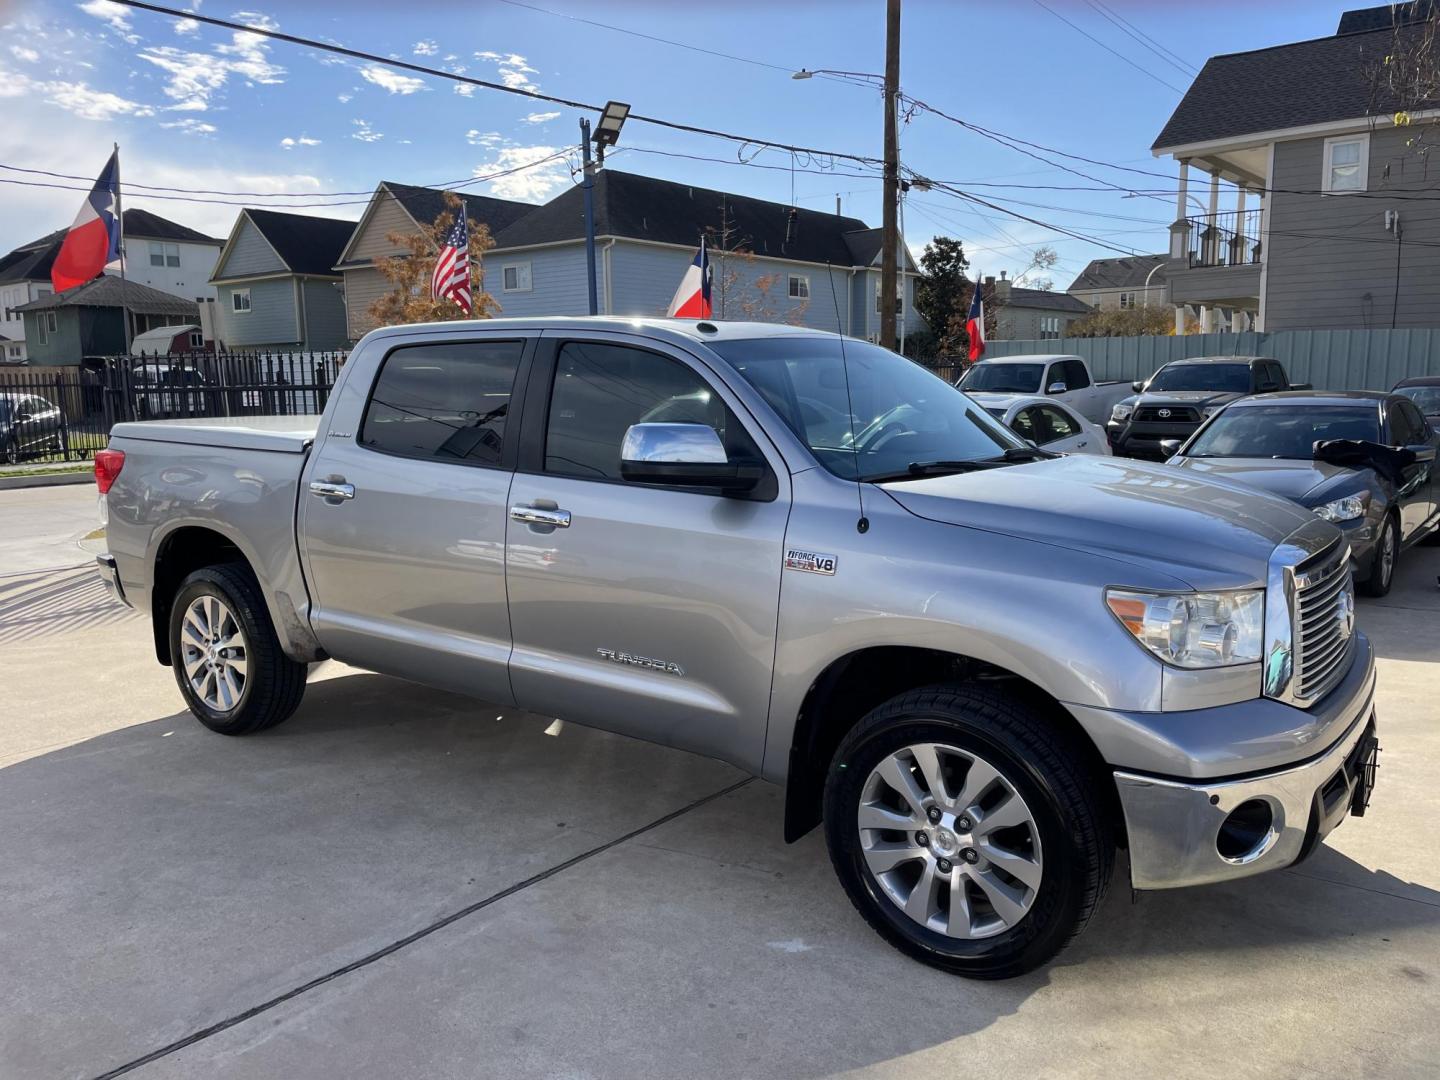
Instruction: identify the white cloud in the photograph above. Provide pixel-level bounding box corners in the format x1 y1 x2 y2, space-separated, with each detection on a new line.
453 84 474 97
521 111 560 125
175 17 199 35
279 135 320 149
337 92 352 103
472 50 539 93
412 40 437 56
47 81 155 121
359 64 425 94
472 142 567 202
77 0 138 44
10 46 39 63
138 19 284 111
159 117 216 135
351 118 382 142
466 129 503 148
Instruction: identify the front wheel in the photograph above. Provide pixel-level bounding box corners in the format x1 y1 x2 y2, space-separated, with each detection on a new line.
169 564 307 735
823 685 1112 979
4 438 17 465
1360 515 1398 597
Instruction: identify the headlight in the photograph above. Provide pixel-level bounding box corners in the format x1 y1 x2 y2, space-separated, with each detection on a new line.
1110 403 1133 423
1201 404 1222 418
1312 493 1367 522
1105 588 1264 668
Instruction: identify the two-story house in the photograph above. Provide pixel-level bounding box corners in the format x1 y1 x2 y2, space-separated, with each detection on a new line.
210 209 355 351
1154 4 1440 332
986 273 1093 340
1067 255 1168 312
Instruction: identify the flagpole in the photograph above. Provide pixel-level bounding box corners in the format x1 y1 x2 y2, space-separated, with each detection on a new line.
113 142 134 353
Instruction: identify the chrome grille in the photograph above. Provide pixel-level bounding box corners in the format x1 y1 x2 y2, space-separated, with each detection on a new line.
1292 543 1354 702
1135 405 1199 423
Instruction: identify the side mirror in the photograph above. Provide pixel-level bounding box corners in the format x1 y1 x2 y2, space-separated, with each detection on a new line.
1290 383 1312 391
1159 438 1182 458
1046 381 1068 395
1131 380 1145 393
619 423 763 494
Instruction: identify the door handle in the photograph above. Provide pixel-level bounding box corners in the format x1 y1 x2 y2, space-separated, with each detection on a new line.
309 480 355 501
509 505 571 528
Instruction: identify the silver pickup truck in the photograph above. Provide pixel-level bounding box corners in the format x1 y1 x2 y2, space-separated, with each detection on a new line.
95 318 1380 979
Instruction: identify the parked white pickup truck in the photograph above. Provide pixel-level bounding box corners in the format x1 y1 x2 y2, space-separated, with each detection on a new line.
956 354 1131 425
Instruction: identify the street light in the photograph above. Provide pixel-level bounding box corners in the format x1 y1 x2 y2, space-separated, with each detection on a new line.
593 100 630 163
791 68 886 87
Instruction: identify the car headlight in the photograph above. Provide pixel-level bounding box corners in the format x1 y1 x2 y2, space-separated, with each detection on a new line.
1110 403 1133 423
1312 493 1368 523
1201 404 1222 418
1105 588 1264 668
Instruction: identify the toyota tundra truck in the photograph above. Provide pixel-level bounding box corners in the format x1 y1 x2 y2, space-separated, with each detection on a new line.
94 318 1380 979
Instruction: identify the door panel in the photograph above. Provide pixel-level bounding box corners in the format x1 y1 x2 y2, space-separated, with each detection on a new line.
299 336 530 705
1389 400 1433 540
505 335 789 771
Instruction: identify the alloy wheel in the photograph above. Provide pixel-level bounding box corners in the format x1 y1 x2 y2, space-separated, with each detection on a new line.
179 595 248 712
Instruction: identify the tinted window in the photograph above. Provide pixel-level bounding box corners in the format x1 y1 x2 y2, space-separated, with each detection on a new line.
1010 407 1039 441
360 340 522 466
545 341 750 483
1186 405 1380 459
1037 405 1079 442
1395 384 1440 417
958 362 1044 394
1060 359 1090 390
1389 400 1425 446
1147 363 1252 394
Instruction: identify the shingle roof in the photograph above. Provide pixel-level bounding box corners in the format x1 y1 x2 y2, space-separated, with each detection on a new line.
0 210 218 285
1152 25 1414 150
240 209 356 277
14 275 200 316
492 170 876 266
0 242 57 285
383 182 535 236
1067 254 1168 292
122 208 221 245
1337 2 1434 34
1000 286 1093 313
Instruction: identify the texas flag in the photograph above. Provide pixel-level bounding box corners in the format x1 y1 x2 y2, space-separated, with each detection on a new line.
666 237 712 319
966 274 986 362
51 151 121 293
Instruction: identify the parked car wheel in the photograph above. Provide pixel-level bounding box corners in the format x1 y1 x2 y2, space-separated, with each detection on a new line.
3 437 17 465
168 564 308 735
1360 514 1399 598
823 684 1112 979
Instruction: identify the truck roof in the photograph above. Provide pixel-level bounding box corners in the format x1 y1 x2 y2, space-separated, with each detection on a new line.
1162 355 1273 365
973 354 1082 364
357 316 838 350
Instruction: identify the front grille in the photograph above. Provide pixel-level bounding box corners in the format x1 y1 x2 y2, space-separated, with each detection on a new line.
1292 543 1354 702
1135 405 1199 423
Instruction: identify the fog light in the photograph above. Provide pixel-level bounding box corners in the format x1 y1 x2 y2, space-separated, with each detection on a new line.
1216 799 1276 863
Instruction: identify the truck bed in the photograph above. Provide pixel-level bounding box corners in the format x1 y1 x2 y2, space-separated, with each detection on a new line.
108 415 320 454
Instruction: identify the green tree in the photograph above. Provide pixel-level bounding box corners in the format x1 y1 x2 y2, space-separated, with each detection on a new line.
914 237 970 355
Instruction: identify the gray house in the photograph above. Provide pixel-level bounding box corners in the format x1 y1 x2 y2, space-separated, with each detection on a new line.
986 274 1092 340
210 209 355 351
1067 255 1168 312
1154 3 1440 332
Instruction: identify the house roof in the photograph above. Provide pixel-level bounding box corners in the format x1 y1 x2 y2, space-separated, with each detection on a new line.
999 286 1093 313
0 242 58 285
1067 255 1168 292
240 209 356 277
1152 24 1414 151
122 208 222 245
492 170 880 267
1337 2 1435 34
14 276 199 316
0 210 218 285
383 181 535 236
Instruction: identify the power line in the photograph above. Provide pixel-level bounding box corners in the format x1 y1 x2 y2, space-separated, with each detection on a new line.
1083 0 1198 77
112 0 883 168
1031 0 1186 94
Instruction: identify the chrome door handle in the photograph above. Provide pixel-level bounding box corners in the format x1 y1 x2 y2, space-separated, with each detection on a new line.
309 480 355 501
509 505 571 528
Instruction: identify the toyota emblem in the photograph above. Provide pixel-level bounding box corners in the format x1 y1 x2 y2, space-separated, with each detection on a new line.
1157 408 1172 418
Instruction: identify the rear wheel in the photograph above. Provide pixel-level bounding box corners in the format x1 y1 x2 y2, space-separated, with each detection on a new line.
823 684 1112 979
1360 515 1398 598
4 437 17 465
168 564 307 734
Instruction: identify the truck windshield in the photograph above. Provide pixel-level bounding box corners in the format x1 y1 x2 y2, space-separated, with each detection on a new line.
1396 385 1440 416
1185 405 1379 459
711 337 1024 481
1147 363 1251 394
957 362 1044 394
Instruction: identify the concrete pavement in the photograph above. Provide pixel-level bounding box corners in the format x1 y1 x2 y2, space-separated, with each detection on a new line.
1 484 1437 1079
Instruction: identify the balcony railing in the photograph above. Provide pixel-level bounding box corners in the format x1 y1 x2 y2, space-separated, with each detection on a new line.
1184 209 1262 269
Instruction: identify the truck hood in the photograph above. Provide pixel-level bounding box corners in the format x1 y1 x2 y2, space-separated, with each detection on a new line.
880 454 1319 589
1171 457 1360 503
1137 390 1244 409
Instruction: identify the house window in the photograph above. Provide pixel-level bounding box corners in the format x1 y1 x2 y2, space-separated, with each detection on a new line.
501 263 532 292
189 331 205 348
788 274 810 299
149 242 181 268
1323 134 1369 193
873 280 904 314
231 289 251 313
37 311 57 344
1118 291 1136 309
1039 316 1062 340
7 345 19 358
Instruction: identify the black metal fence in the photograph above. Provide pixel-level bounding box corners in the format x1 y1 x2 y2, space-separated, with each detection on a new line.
0 351 346 467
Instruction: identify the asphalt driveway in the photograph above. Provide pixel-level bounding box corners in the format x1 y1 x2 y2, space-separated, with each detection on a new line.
1 484 1438 1079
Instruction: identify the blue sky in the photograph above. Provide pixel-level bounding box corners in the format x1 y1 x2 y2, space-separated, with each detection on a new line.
2 0 1345 289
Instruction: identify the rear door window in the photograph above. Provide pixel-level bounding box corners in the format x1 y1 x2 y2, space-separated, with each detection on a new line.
360 339 524 466
1037 405 1079 442
1390 400 1424 446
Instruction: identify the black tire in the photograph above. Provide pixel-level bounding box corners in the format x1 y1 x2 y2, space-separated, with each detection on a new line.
4 437 17 465
1359 514 1398 598
823 684 1112 979
168 563 307 735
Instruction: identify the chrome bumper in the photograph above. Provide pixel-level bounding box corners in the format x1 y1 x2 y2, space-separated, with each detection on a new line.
1115 677 1378 890
96 553 130 608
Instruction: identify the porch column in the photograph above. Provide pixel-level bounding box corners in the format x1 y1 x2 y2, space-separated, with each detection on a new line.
1174 305 1187 335
1230 309 1245 333
1229 188 1248 265
1203 171 1221 264
1198 304 1211 333
1176 160 1190 220
1170 160 1192 260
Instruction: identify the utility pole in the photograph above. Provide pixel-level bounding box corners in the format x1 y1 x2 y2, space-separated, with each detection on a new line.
580 117 599 316
879 0 901 348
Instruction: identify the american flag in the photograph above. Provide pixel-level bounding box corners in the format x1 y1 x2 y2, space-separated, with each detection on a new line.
431 201 472 314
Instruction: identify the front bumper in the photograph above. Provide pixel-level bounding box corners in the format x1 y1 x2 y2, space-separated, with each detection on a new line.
1115 675 1379 890
96 553 130 608
1108 418 1203 458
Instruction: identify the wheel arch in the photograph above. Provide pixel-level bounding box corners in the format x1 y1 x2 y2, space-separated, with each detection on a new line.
149 524 249 665
781 645 1121 847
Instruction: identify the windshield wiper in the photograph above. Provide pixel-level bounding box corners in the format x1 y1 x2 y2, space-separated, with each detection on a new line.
990 445 1060 463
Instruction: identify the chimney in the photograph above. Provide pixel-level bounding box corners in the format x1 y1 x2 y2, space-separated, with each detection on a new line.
836 194 842 217
995 271 1011 303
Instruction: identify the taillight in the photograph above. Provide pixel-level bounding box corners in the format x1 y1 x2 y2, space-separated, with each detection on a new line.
94 449 125 494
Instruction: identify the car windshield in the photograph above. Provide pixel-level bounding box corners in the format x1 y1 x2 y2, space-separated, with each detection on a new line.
1147 363 1251 394
1396 385 1440 416
712 337 1024 482
1185 405 1380 459
957 362 1044 394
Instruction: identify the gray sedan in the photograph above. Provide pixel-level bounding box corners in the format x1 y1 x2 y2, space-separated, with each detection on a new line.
1164 391 1439 596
